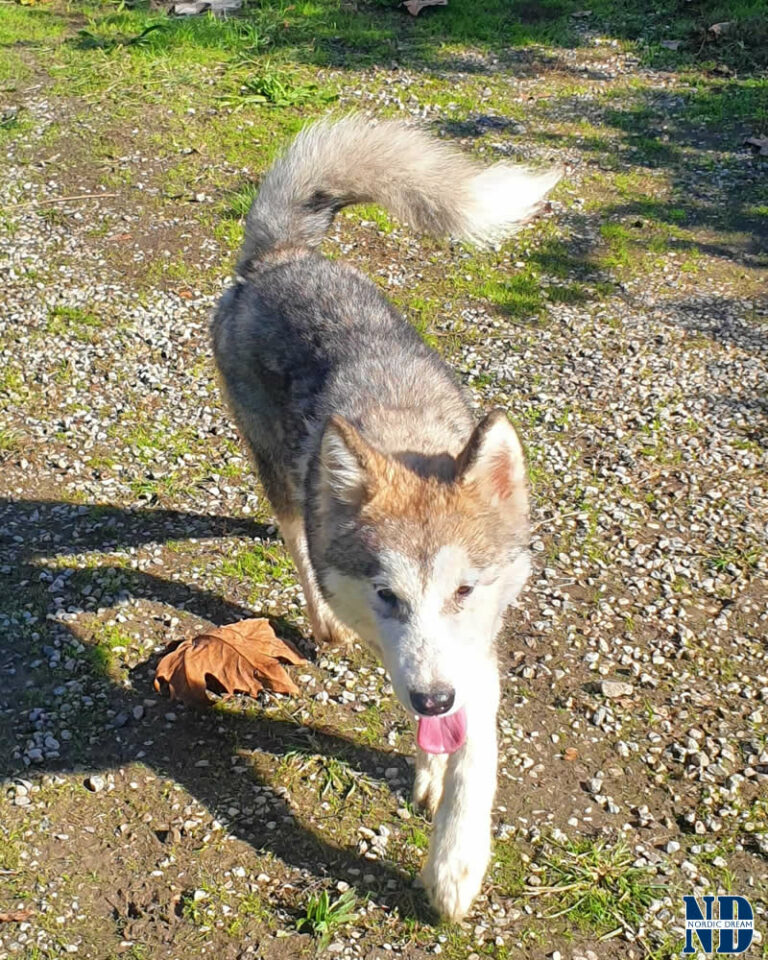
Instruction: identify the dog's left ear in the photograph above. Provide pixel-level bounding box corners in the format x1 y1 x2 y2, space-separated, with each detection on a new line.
317 415 386 508
457 409 527 510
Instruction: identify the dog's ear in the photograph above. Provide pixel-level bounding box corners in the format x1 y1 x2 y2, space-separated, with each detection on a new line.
457 410 527 510
317 415 385 507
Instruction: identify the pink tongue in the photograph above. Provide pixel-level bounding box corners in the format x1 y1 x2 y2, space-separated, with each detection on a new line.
417 706 467 755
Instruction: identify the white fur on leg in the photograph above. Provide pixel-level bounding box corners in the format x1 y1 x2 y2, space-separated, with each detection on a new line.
414 749 448 818
422 667 500 921
278 515 357 647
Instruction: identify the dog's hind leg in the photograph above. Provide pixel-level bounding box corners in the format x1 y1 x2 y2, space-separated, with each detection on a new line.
278 514 357 648
413 749 448 819
421 660 500 922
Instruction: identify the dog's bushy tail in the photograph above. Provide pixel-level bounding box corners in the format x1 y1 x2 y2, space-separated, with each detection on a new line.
238 115 561 270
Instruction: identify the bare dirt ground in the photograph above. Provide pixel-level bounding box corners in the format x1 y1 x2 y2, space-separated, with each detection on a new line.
1 1 766 957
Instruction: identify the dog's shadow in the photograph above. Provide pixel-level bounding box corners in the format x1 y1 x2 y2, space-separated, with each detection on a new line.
0 497 430 922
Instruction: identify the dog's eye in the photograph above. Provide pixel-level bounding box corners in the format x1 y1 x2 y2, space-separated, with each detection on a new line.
377 588 399 608
455 584 474 599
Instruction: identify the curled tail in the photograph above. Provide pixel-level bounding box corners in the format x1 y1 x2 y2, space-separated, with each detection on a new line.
238 116 561 270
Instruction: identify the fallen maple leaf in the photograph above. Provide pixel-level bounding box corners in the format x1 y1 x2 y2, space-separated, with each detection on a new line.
0 910 33 923
154 618 305 707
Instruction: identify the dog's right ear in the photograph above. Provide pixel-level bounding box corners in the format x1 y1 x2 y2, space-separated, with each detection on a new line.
456 409 527 513
317 415 385 508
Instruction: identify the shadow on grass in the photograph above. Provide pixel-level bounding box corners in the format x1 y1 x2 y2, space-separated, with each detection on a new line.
0 497 429 924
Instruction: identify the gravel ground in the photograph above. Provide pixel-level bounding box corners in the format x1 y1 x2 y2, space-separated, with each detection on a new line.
1 8 767 959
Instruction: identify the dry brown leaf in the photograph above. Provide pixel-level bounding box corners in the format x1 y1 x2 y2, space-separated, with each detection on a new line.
154 618 305 707
402 0 446 16
744 136 768 157
0 910 33 923
563 747 579 762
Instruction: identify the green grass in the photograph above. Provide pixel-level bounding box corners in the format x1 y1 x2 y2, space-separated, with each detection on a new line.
220 543 295 592
524 835 664 938
46 305 103 342
478 269 545 322
0 830 22 871
353 703 387 747
121 422 196 464
218 62 337 110
0 427 21 455
493 838 528 899
82 619 135 679
280 749 374 809
296 888 358 948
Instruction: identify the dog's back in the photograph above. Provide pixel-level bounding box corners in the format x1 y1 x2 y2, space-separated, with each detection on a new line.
212 116 560 514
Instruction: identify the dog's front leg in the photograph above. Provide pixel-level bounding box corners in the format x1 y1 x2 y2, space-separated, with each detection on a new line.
422 669 499 922
413 749 448 818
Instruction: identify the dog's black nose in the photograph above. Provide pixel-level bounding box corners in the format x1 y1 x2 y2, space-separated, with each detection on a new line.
410 688 455 716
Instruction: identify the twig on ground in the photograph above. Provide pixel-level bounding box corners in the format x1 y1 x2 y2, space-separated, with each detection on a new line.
11 193 120 209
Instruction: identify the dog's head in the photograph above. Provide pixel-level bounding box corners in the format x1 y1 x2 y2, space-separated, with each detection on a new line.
307 410 530 749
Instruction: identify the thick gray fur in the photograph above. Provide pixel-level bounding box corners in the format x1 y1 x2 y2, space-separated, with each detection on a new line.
213 251 473 517
212 114 559 529
240 115 481 266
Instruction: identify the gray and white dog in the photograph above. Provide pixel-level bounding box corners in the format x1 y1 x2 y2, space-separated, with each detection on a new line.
211 117 560 920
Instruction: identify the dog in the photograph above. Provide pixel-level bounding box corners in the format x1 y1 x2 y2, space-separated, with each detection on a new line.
211 116 560 921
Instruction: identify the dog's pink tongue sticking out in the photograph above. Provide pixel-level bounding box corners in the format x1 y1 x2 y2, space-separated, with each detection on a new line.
416 706 467 754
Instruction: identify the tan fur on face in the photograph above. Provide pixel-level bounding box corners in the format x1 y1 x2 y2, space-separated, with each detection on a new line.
360 447 528 571
314 412 529 585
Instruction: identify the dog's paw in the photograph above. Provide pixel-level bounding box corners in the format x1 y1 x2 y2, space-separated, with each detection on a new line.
413 753 447 818
422 847 487 922
311 614 357 649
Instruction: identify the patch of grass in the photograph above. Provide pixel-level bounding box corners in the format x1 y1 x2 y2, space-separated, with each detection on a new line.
406 824 429 852
281 750 373 806
682 78 768 132
353 703 387 747
238 889 271 925
707 545 761 576
599 223 632 269
0 427 21 456
121 422 197 464
546 282 591 305
46 305 103 342
221 183 259 222
219 63 337 110
0 364 26 399
220 542 295 592
296 888 357 948
0 830 22 871
0 3 68 47
588 0 768 71
351 203 399 235
390 293 440 349
525 834 663 936
478 269 545 322
75 21 168 52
